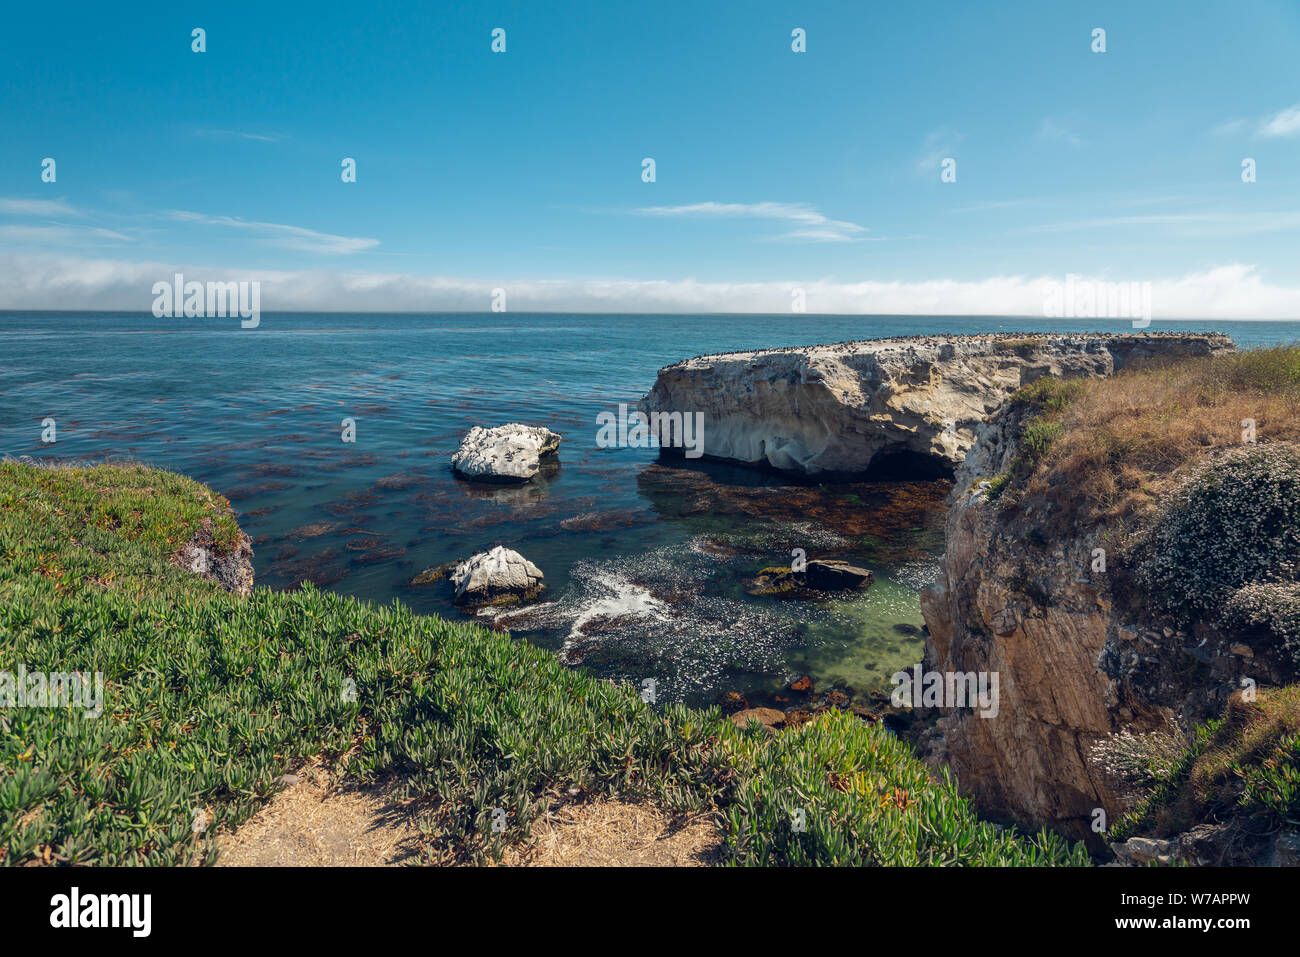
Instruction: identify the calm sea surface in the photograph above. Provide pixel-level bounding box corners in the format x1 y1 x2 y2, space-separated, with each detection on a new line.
3 313 1297 707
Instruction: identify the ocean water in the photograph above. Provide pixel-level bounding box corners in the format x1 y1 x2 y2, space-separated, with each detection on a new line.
3 312 1297 708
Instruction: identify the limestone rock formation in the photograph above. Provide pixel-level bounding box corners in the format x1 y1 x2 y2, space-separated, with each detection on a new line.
451 424 561 482
451 546 544 606
639 334 1233 477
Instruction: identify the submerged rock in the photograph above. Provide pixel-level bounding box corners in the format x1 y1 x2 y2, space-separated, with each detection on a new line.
451 546 544 606
451 424 561 483
718 690 750 712
746 565 803 596
410 560 458 585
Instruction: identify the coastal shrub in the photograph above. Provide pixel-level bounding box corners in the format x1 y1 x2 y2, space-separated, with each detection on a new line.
1112 686 1300 844
719 709 1088 866
1009 375 1085 414
983 470 1012 501
1133 445 1300 625
1222 582 1300 668
1087 728 1189 806
0 462 1088 867
978 376 1079 504
1020 420 1064 463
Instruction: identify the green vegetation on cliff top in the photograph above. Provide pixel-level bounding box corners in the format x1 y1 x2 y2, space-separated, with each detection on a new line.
0 461 1087 866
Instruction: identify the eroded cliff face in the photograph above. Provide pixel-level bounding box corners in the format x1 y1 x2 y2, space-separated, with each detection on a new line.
920 400 1296 843
638 334 1233 478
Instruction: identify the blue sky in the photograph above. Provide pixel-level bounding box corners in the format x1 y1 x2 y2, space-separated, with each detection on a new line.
2 0 1299 315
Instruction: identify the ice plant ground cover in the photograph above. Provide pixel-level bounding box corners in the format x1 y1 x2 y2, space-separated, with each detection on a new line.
0 461 1088 866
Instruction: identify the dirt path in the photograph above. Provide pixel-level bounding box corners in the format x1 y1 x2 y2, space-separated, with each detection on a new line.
215 765 421 866
215 765 720 867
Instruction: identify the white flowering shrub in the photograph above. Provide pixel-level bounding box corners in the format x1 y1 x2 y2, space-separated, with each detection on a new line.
1087 728 1189 805
1222 581 1300 667
1135 445 1300 625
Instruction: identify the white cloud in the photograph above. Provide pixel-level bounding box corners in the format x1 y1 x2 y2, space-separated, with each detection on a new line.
917 127 963 174
1260 104 1300 138
1212 118 1249 137
0 225 131 243
1021 210 1300 237
634 201 866 242
1037 118 1082 148
167 211 379 254
0 197 81 217
2 254 1298 319
195 129 283 142
951 199 1035 214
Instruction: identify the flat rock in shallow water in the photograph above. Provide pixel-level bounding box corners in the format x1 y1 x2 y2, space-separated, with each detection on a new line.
451 546 544 606
746 560 874 595
805 559 874 590
451 424 561 483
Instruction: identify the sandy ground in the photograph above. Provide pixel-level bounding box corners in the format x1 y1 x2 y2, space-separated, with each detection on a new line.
215 765 721 867
498 801 721 867
215 764 421 867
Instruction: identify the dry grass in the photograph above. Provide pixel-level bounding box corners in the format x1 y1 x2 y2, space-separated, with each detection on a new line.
216 775 721 867
215 757 721 867
498 799 722 867
215 763 422 867
1017 346 1300 533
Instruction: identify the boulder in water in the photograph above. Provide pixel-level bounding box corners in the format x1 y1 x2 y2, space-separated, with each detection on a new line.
451 424 561 483
451 546 544 606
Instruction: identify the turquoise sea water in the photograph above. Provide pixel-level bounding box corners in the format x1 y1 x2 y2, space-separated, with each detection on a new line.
3 312 1297 707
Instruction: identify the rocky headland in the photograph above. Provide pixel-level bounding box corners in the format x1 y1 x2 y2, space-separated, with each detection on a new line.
639 333 1233 478
643 332 1300 863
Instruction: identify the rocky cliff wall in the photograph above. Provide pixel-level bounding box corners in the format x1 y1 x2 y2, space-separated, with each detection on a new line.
920 393 1300 843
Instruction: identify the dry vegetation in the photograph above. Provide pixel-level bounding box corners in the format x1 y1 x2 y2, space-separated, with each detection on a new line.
1015 345 1300 535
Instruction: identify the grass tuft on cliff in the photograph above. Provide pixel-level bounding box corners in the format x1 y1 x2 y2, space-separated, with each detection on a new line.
0 461 1090 866
1111 686 1300 848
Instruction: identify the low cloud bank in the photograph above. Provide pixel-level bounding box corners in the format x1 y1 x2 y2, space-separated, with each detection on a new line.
0 254 1297 319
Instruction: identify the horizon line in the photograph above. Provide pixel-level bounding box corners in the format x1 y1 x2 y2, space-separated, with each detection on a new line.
0 309 1295 323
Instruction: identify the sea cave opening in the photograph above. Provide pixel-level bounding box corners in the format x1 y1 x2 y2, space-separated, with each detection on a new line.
863 448 955 482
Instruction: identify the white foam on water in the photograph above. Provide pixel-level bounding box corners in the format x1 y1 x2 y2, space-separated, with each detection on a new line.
560 569 670 663
475 532 934 705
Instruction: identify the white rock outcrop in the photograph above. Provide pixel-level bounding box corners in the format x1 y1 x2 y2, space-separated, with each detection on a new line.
638 334 1233 477
451 424 561 482
451 546 544 605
